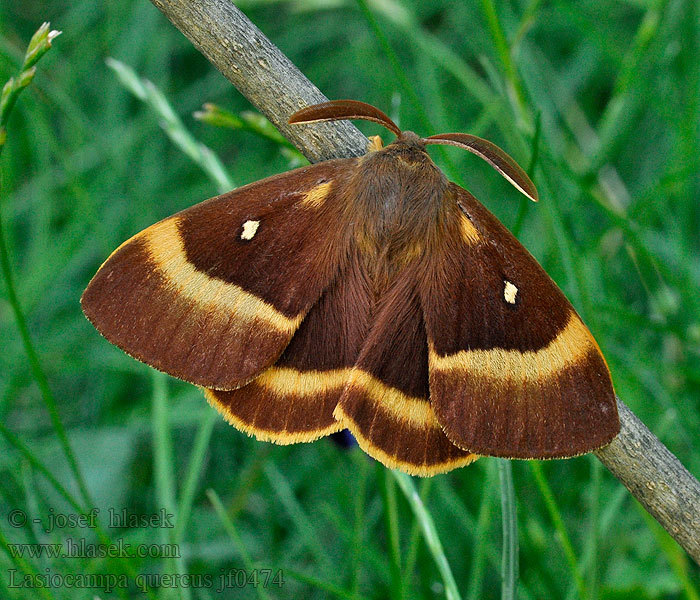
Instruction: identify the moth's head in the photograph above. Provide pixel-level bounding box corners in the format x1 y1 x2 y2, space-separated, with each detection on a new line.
289 100 539 202
379 130 433 167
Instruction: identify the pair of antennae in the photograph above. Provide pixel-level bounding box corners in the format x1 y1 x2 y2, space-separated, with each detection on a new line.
289 100 538 202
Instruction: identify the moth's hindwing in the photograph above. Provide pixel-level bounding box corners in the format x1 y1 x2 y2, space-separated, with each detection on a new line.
81 159 355 391
332 260 477 476
421 183 619 459
204 252 371 444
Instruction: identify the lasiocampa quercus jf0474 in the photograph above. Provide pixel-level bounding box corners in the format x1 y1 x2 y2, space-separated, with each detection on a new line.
82 99 620 476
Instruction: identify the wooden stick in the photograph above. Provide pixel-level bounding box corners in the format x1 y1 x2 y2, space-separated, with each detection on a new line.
595 399 700 562
149 0 367 162
148 0 700 565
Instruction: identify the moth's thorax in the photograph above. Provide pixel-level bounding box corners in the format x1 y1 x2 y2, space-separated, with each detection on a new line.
344 136 449 269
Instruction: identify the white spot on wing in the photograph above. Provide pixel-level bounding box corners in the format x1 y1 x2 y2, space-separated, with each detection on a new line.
504 280 518 304
241 219 260 240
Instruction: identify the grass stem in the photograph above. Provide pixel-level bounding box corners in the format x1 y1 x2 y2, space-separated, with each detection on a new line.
498 460 518 600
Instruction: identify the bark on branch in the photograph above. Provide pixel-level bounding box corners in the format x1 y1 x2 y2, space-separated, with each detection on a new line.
148 0 700 565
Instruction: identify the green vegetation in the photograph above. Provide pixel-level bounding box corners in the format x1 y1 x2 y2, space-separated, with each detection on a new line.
1 1 699 598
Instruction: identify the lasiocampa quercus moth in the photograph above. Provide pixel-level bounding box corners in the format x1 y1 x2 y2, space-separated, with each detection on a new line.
82 100 619 476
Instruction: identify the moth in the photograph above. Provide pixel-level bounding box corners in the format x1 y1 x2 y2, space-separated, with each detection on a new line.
82 100 619 476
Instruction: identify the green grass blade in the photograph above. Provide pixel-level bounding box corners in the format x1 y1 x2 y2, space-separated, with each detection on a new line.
0 423 151 600
354 0 430 130
638 507 700 600
263 461 334 574
467 460 497 600
378 464 403 599
0 423 84 516
403 478 432 584
529 462 587 599
152 373 177 518
478 0 531 129
354 0 460 180
0 21 93 513
207 488 271 600
150 371 191 600
106 57 234 193
174 407 218 543
392 471 462 600
512 111 541 237
586 458 601 600
282 566 369 600
350 454 369 594
227 445 274 517
0 525 54 600
498 459 518 600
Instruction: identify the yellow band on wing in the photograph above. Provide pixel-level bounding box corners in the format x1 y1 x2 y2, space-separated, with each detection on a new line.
254 366 351 396
430 312 596 381
346 370 438 428
144 218 303 334
203 388 343 445
254 366 437 428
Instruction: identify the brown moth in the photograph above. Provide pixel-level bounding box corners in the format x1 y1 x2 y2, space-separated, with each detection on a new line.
82 100 619 476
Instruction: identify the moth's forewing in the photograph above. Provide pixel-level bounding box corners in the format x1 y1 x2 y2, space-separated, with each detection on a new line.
421 183 619 458
82 160 355 391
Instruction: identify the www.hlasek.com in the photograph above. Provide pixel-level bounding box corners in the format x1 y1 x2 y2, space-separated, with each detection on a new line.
6 538 179 559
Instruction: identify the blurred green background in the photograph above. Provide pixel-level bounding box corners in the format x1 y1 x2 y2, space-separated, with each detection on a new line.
1 0 699 598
